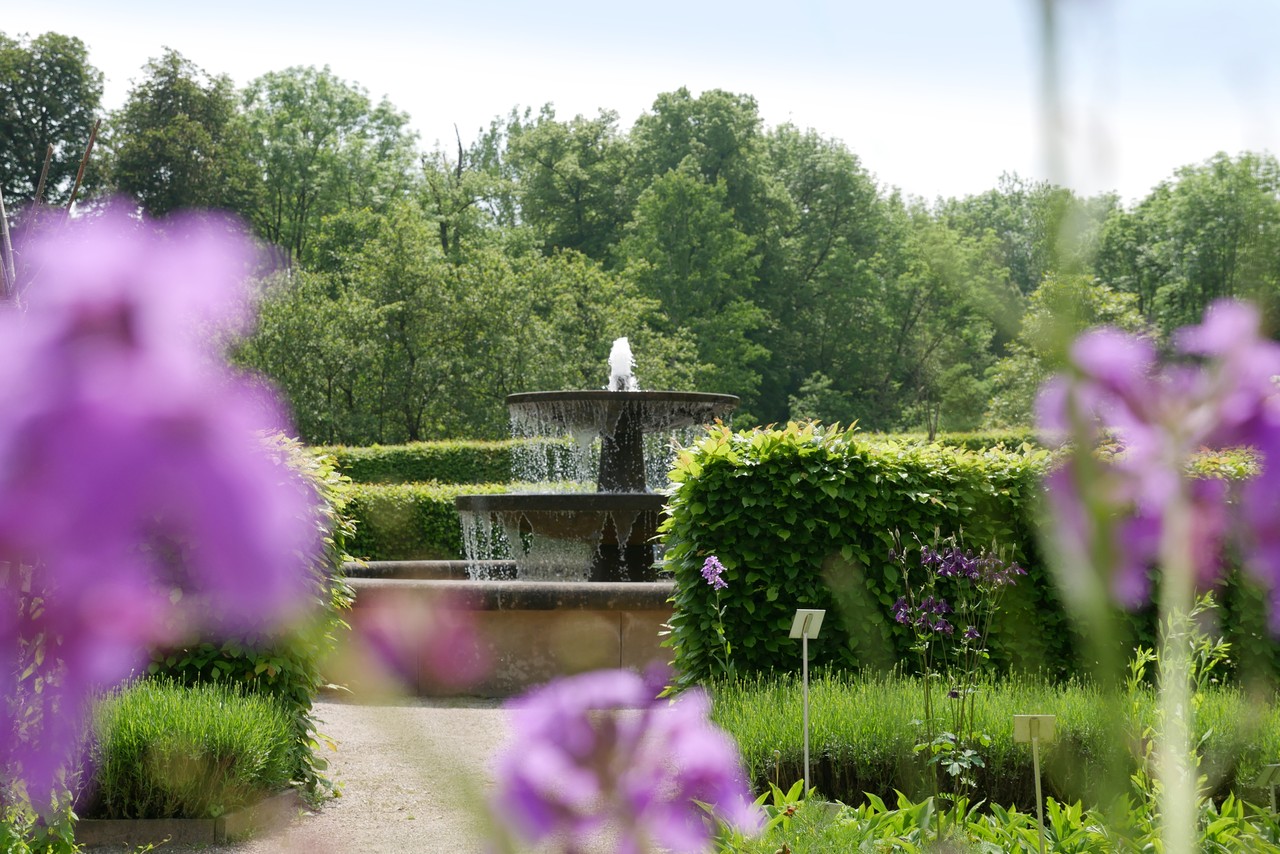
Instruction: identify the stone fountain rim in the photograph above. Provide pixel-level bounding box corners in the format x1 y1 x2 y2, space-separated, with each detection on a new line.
455 493 665 512
505 389 739 406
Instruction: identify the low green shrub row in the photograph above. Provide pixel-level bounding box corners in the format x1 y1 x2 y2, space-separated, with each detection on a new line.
87 679 293 820
318 439 518 485
346 481 509 560
711 671 1280 809
872 429 1040 452
663 422 1273 686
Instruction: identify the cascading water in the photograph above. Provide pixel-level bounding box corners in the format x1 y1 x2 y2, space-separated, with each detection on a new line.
455 338 738 582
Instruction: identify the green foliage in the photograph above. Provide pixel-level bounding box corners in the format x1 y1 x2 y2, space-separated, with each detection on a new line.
107 49 260 217
0 792 79 854
663 423 1274 687
723 789 1280 853
88 679 293 819
320 439 517 484
663 422 1054 688
711 671 1280 811
346 481 508 560
0 31 103 206
147 436 354 800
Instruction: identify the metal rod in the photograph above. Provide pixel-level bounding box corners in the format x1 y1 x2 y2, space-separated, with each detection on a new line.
802 626 810 792
1033 725 1046 854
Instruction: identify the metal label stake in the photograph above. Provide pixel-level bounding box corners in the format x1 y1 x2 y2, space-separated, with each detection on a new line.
1014 714 1056 854
789 609 825 792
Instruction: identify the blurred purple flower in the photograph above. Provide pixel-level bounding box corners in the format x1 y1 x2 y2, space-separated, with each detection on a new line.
700 555 728 591
0 206 321 799
491 667 762 853
346 588 488 692
1038 300 1280 625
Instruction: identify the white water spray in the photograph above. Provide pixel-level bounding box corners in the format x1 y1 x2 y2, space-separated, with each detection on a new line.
607 337 639 391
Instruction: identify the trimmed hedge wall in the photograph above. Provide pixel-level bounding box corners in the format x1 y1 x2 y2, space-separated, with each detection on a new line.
318 440 517 485
663 422 1274 687
346 482 509 560
875 429 1040 452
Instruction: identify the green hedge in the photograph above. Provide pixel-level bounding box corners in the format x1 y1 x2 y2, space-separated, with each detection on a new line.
873 429 1041 452
662 422 1274 687
317 439 516 484
346 481 509 560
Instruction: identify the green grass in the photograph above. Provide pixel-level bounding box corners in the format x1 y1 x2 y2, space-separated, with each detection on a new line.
710 671 1280 809
87 679 294 820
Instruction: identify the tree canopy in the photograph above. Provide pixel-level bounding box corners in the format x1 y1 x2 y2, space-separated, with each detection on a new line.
9 29 1278 444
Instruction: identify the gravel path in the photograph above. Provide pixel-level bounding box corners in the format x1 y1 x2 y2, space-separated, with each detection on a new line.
85 695 511 854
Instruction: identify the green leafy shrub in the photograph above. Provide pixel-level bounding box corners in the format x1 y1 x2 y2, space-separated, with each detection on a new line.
147 436 354 799
711 671 1280 809
663 422 1275 685
318 439 517 485
663 423 1054 687
87 679 292 819
345 481 509 560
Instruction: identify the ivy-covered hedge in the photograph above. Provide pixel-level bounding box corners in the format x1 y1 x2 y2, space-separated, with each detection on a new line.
663 423 1273 687
346 481 509 560
318 440 517 485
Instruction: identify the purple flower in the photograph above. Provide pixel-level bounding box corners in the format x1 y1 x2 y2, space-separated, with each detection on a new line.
1038 300 1280 626
892 596 912 625
491 667 762 852
701 555 728 591
963 626 980 641
0 207 321 799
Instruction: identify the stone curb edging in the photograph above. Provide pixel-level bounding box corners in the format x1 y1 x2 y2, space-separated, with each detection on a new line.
77 789 303 847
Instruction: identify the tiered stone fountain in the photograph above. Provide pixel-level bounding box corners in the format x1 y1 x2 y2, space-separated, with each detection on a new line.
344 340 738 696
455 339 737 582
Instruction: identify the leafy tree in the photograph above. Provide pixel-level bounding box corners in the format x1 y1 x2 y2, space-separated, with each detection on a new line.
983 273 1146 427
1098 152 1280 337
883 216 1014 436
242 66 417 265
940 174 1112 297
761 124 890 422
108 49 259 216
0 31 103 205
628 88 778 241
618 166 767 411
505 106 633 260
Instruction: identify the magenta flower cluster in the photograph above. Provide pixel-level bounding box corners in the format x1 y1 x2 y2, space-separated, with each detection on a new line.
893 594 955 635
700 555 728 591
0 208 321 798
490 667 762 853
1037 300 1280 619
922 545 1026 587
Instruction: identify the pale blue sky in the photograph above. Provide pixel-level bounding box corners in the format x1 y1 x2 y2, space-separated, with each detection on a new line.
8 1 1280 203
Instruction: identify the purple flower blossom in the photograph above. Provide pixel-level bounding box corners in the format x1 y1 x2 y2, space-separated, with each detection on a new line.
491 667 762 852
963 626 980 641
0 207 321 799
701 555 728 591
1038 300 1280 625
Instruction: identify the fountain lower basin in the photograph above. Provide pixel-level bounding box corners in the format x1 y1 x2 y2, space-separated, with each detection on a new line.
343 566 675 697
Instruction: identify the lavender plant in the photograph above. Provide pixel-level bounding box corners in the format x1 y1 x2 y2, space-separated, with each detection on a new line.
889 531 1025 809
